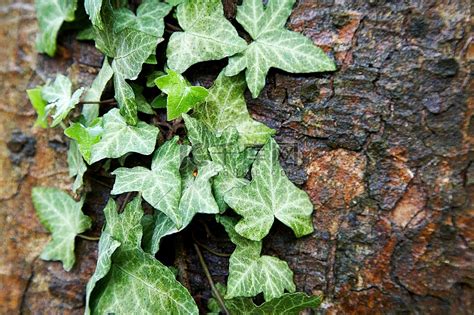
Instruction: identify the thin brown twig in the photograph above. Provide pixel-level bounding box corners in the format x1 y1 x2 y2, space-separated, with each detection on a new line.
166 22 182 32
193 243 230 315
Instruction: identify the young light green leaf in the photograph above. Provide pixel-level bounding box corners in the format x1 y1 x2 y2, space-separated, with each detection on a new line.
67 140 87 192
218 216 295 301
27 88 48 128
87 197 198 314
84 232 120 315
225 138 314 241
224 292 322 314
111 137 191 228
64 119 102 164
166 0 247 73
81 58 114 124
41 74 84 127
155 70 208 120
89 108 159 163
194 71 274 145
31 187 91 271
85 0 103 29
35 0 77 56
226 0 336 97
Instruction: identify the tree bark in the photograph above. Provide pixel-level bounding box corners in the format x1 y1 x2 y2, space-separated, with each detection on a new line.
0 0 472 314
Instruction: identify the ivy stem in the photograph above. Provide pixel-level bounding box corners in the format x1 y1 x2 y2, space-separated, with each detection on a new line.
118 192 133 212
193 243 230 315
194 238 231 258
78 98 117 105
166 23 183 32
78 234 100 241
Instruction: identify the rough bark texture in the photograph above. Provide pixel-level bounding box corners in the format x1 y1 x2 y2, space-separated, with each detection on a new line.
0 0 472 314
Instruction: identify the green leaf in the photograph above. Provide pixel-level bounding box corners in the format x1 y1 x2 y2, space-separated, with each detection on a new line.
41 74 84 127
155 70 208 120
81 58 114 125
64 119 102 164
27 88 48 128
142 210 178 255
93 0 171 125
166 0 185 6
67 140 87 192
178 160 222 226
85 0 103 29
207 130 256 212
226 0 336 97
224 138 314 241
194 70 274 146
111 137 191 228
35 0 77 56
87 197 198 314
31 187 91 271
218 216 295 301
131 83 154 115
84 232 120 315
225 293 322 314
89 108 159 163
166 0 247 73
183 114 241 164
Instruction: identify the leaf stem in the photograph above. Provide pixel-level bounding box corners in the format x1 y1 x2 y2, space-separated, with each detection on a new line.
193 243 230 315
78 234 100 241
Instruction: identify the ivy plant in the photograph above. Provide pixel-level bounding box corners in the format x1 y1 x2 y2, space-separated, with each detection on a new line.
29 0 335 314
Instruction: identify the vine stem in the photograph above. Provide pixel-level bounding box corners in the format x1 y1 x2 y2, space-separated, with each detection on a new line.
78 98 117 105
193 243 230 315
194 238 231 257
78 234 100 241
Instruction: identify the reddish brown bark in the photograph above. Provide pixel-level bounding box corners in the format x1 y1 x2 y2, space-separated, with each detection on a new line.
0 0 472 314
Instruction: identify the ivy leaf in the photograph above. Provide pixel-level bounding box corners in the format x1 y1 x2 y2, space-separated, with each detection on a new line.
93 0 171 124
194 71 274 146
84 0 103 29
166 0 185 6
142 211 177 255
84 232 120 315
155 70 208 120
209 141 255 212
41 75 85 127
131 84 154 115
87 197 198 314
27 88 48 128
178 161 222 226
31 187 91 271
225 293 322 314
67 140 87 192
218 216 295 301
89 108 159 163
166 0 247 73
35 0 77 56
183 114 241 164
81 58 114 125
111 137 191 228
224 138 314 241
226 0 336 97
64 119 102 164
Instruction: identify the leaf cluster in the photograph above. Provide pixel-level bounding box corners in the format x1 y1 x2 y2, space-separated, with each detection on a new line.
29 0 335 314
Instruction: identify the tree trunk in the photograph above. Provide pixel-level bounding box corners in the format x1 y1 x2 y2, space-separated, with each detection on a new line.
0 0 472 314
